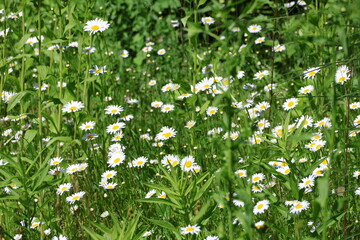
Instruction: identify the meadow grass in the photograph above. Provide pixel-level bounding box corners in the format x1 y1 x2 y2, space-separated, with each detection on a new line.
0 0 360 239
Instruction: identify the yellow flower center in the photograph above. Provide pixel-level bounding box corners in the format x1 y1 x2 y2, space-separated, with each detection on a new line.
106 174 112 178
257 204 264 209
295 204 303 209
305 180 311 185
288 102 295 107
253 176 260 182
114 158 121 163
338 77 346 82
163 132 172 138
70 106 78 111
112 126 120 130
91 25 100 31
61 187 68 191
52 161 59 165
185 161 193 168
137 161 144 165
72 196 80 200
186 227 195 231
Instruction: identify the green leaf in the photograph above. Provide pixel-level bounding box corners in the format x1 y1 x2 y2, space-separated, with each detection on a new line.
199 100 210 115
7 91 34 112
15 33 32 49
137 198 181 209
146 218 181 240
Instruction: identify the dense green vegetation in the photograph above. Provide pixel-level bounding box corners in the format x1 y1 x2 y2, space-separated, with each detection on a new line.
0 0 360 239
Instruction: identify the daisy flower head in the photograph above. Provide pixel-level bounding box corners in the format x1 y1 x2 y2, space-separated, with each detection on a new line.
248 24 262 33
79 121 96 131
254 70 269 80
256 118 270 130
252 173 265 183
303 67 320 79
156 126 177 140
145 189 157 198
84 18 110 34
235 169 247 178
178 93 193 100
101 170 117 179
148 80 156 86
255 37 265 44
282 98 298 111
105 105 123 115
206 106 218 116
237 71 245 79
89 65 107 75
142 46 153 52
161 104 175 113
355 187 360 195
253 200 270 215
62 101 84 113
273 45 286 52
157 49 166 55
107 152 126 167
161 154 180 168
56 183 72 195
120 50 129 58
290 200 310 214
157 191 167 199
83 46 96 54
205 236 220 240
49 157 63 166
298 175 315 189
171 20 180 27
181 224 201 235
66 191 85 204
131 156 148 168
349 102 360 110
185 120 196 129
335 65 351 85
298 85 314 94
151 101 163 108
100 182 118 190
255 221 265 229
201 17 215 25
142 230 154 237
180 156 195 172
202 64 213 74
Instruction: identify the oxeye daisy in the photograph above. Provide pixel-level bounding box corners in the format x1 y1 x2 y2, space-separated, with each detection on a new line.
353 115 360 127
180 156 195 172
248 24 262 33
49 157 63 166
206 106 218 116
106 122 126 134
101 170 117 179
145 189 157 198
157 49 166 55
100 182 118 190
157 191 167 199
254 70 269 80
201 16 215 25
142 46 152 52
171 20 180 27
66 164 80 174
82 133 98 141
131 156 148 168
79 121 96 131
161 154 180 168
202 64 213 74
252 173 265 183
303 67 320 79
83 46 96 54
84 18 110 34
66 191 85 204
156 126 177 140
180 224 201 235
298 85 314 94
178 93 193 100
273 44 286 52
56 183 72 195
290 200 310 214
62 101 84 113
105 105 124 115
89 65 107 75
205 236 220 240
349 102 360 110
235 169 247 178
120 50 129 58
255 221 265 229
282 98 298 111
185 120 196 129
298 176 315 189
161 104 175 113
255 37 265 44
151 101 163 108
253 200 270 215
107 152 126 167
148 80 157 86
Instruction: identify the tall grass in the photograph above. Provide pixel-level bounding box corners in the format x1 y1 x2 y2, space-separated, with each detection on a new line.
0 0 360 239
